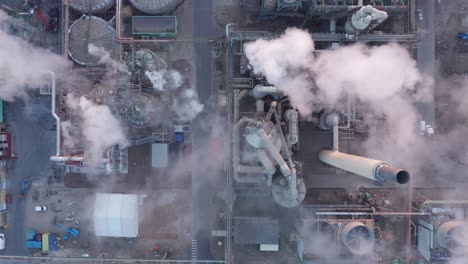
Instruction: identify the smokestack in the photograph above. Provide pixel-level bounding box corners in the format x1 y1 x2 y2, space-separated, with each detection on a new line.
318 150 410 184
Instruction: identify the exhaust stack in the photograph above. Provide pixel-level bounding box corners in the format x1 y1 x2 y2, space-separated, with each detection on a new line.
319 150 410 185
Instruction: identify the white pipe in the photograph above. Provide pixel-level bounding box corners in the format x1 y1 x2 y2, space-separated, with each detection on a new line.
258 129 291 177
289 168 298 200
370 6 388 25
284 110 298 146
252 84 282 100
257 149 276 186
330 19 336 33
351 5 388 31
319 150 410 184
49 72 62 161
256 99 264 113
232 117 263 183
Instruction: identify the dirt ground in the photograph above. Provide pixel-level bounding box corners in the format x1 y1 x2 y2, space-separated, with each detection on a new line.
435 0 468 76
24 187 192 259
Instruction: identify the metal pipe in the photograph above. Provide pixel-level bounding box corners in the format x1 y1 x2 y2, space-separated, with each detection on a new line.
232 117 263 183
49 72 62 161
252 84 282 99
257 149 276 186
421 200 468 212
330 19 336 33
315 211 429 216
259 129 291 177
256 99 264 113
284 109 298 146
319 150 410 184
265 101 277 121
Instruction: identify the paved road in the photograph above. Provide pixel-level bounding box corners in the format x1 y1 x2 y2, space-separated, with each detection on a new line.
415 0 435 125
2 96 55 256
191 1 224 261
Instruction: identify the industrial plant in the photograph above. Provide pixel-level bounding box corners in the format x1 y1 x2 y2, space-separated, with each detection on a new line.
0 0 465 264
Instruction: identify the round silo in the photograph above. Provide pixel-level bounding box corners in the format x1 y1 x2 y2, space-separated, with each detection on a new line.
70 0 116 13
129 0 183 15
68 16 116 66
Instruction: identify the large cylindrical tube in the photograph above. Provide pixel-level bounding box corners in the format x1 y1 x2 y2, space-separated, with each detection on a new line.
319 150 410 184
437 221 464 253
252 84 282 99
341 222 375 255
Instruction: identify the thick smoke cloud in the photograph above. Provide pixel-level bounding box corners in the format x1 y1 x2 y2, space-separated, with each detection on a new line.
66 95 128 165
244 28 424 116
0 11 70 101
244 28 315 115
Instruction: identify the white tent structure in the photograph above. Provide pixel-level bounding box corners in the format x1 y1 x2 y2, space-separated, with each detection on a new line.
93 193 139 237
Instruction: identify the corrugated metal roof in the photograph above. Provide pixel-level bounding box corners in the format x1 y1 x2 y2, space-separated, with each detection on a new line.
233 217 279 245
70 0 115 13
129 0 183 15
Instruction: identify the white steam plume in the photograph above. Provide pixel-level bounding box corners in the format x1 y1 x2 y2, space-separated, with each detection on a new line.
244 28 315 115
66 95 128 165
0 11 70 101
244 28 425 115
172 88 204 121
313 43 422 105
145 65 204 121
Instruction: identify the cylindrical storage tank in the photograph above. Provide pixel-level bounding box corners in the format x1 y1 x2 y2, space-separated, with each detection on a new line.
69 0 116 13
129 0 183 15
68 16 116 66
437 221 464 253
341 222 375 255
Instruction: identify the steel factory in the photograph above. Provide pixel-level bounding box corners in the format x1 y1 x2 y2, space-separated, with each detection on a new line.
0 0 466 264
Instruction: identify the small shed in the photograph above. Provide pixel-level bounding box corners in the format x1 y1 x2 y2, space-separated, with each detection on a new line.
151 143 169 168
93 193 139 237
233 217 279 251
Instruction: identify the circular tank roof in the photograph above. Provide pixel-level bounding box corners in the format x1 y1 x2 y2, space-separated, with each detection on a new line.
129 0 183 15
68 16 116 66
70 0 116 13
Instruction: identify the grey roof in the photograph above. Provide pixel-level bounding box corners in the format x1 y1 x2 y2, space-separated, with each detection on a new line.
233 217 279 245
129 0 183 15
70 0 116 13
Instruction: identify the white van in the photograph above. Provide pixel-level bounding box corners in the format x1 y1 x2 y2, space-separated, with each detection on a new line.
0 233 5 250
34 205 47 212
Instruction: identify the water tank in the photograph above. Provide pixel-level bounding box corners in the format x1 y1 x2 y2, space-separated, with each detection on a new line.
68 16 116 66
341 222 375 255
69 0 116 13
437 221 464 254
118 92 154 127
129 0 183 15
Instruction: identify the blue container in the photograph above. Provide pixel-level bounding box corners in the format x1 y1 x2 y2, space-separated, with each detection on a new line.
26 240 42 249
175 133 184 143
26 230 36 240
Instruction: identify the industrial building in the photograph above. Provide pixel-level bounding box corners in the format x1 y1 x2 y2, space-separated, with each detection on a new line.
0 0 465 264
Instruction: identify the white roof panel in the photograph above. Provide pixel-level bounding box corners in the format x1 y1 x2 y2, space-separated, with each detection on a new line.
94 193 139 237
